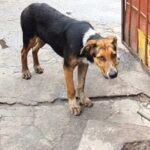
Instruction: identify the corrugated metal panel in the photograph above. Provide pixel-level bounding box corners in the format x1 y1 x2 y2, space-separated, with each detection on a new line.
122 0 150 73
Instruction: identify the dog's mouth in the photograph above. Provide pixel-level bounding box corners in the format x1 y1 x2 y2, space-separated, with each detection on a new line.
103 74 118 79
103 75 109 79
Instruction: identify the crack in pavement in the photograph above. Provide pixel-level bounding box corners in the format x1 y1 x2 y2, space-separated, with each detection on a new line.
0 92 149 107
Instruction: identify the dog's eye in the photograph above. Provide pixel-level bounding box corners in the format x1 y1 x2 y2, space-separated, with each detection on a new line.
99 56 106 62
111 53 116 58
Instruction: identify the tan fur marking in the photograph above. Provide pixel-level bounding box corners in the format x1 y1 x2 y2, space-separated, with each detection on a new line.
63 66 75 99
86 36 118 77
21 36 45 79
32 37 45 67
78 63 88 93
21 36 37 72
21 47 30 72
78 63 93 107
64 66 81 115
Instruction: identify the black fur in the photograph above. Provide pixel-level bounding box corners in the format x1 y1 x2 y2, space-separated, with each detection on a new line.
21 3 98 66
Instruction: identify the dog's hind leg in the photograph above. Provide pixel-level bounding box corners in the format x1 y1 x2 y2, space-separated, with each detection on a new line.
21 36 36 79
32 37 45 74
78 63 93 107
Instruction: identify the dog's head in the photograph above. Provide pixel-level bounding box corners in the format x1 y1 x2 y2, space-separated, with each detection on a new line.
82 36 119 79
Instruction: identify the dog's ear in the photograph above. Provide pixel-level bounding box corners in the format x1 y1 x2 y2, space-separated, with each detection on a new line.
80 40 97 57
107 36 117 48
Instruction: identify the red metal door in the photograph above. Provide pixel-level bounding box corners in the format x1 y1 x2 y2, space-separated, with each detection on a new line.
122 0 150 72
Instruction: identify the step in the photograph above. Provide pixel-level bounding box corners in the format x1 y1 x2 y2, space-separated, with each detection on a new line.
78 120 150 150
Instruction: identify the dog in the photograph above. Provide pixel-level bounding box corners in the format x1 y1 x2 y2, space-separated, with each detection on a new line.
20 3 118 115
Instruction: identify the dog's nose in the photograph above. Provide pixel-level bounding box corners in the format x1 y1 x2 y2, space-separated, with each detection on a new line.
109 69 118 79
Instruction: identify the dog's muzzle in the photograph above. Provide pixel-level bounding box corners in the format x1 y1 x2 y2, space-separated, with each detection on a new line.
108 68 118 79
106 65 118 79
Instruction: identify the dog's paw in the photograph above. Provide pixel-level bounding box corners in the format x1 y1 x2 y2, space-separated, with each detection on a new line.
22 70 32 80
80 97 93 108
69 99 82 116
34 65 44 74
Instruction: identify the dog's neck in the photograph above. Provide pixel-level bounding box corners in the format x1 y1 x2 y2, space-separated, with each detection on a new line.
82 28 102 46
80 28 102 63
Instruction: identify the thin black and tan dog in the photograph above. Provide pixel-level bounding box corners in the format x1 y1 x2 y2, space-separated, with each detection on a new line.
21 3 119 115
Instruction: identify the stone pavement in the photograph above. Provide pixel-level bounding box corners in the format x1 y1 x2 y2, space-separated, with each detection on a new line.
0 0 150 150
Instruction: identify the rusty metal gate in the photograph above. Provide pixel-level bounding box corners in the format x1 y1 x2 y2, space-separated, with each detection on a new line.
122 0 150 73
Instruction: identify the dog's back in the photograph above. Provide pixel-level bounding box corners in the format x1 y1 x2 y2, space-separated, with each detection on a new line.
21 3 92 57
21 3 73 52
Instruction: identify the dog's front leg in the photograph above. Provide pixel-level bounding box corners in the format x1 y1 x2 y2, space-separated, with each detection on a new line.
64 66 81 116
78 63 93 107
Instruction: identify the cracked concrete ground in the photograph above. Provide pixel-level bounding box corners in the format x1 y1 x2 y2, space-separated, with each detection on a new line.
0 0 150 150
